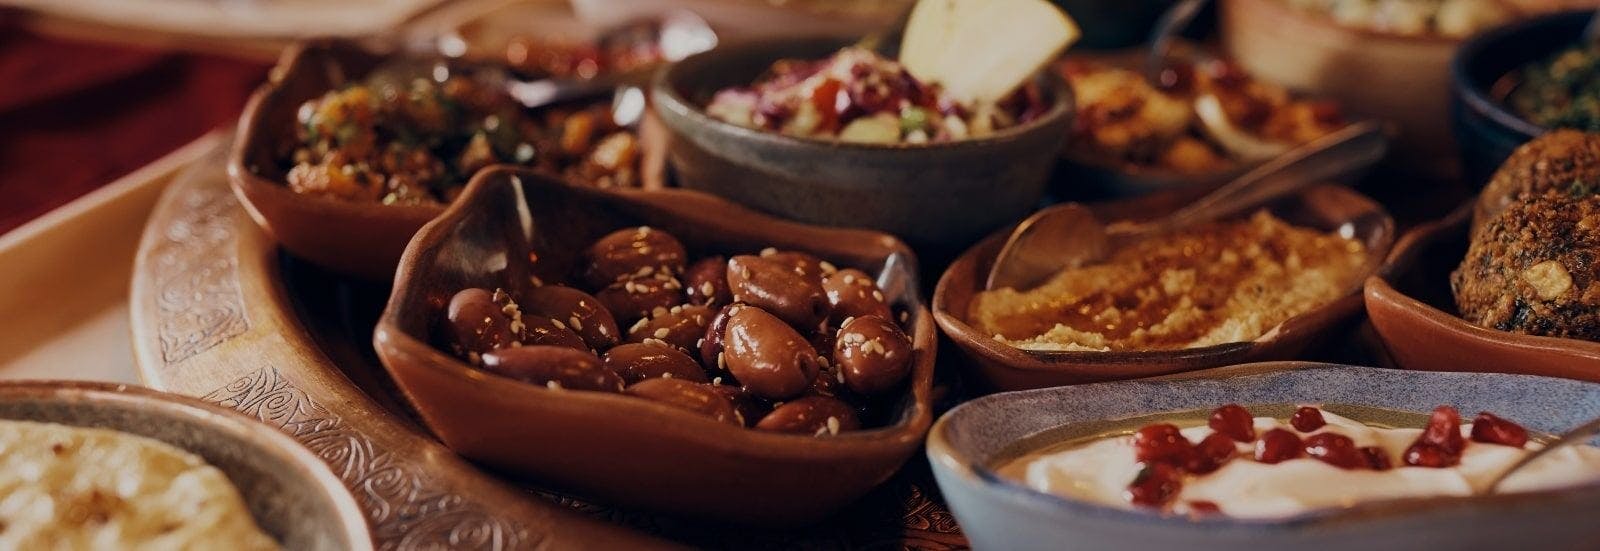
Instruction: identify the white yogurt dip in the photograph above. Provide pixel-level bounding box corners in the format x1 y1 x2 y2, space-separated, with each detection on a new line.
1001 411 1600 518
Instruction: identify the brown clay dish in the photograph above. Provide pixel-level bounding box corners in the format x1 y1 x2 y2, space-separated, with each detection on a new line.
373 167 935 526
1365 203 1600 383
230 40 441 281
934 184 1394 391
229 39 666 280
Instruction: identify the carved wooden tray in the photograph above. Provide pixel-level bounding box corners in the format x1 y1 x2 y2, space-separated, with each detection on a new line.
128 141 968 549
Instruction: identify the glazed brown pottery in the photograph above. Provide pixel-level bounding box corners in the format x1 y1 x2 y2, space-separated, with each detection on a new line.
935 184 1394 391
1365 203 1600 383
373 166 935 526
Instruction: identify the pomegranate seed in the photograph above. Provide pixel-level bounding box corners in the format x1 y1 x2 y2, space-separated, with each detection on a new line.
1290 406 1326 432
1186 500 1222 515
1255 428 1303 464
1132 423 1194 466
1187 433 1238 474
1403 442 1459 468
1470 412 1529 448
1360 446 1392 471
1418 406 1466 455
1208 404 1256 442
1126 462 1183 508
1304 433 1365 469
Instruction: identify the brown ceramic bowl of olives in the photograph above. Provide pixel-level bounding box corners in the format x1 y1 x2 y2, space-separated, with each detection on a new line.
373 166 935 526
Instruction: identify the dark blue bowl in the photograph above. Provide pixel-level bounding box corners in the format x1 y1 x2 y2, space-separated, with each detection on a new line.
1451 11 1592 187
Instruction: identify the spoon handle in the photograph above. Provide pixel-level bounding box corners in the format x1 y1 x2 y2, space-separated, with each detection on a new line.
1144 0 1208 85
1482 415 1600 495
1584 7 1600 46
1145 120 1388 235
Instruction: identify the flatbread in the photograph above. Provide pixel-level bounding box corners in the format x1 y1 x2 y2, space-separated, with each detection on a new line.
0 420 280 550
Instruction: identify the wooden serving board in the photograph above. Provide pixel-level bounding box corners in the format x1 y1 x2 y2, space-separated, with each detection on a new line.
127 140 968 549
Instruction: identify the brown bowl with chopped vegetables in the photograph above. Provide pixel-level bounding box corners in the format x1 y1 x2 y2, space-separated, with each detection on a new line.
229 39 664 280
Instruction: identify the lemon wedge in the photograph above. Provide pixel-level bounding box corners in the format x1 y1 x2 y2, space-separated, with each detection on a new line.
898 0 1080 105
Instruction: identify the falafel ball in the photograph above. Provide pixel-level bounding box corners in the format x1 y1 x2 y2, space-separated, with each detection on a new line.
1453 188 1600 341
1475 130 1600 233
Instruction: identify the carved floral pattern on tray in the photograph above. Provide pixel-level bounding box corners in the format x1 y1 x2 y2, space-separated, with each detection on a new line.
203 367 534 551
149 182 249 364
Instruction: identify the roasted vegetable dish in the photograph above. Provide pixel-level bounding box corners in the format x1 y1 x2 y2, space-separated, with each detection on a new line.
282 64 640 205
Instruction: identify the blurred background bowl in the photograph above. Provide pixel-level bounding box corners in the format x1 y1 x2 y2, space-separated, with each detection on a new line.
1450 10 1590 187
1220 0 1463 179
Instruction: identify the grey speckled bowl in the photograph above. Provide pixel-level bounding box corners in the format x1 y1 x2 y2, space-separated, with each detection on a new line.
652 37 1074 252
928 362 1600 551
0 381 371 551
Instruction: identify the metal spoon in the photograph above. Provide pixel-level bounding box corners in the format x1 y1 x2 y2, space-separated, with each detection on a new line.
985 119 1387 291
1478 415 1600 495
1583 7 1600 45
1143 0 1207 87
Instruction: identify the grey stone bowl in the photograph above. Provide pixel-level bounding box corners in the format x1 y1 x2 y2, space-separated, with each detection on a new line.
927 362 1600 551
0 381 371 550
652 37 1074 252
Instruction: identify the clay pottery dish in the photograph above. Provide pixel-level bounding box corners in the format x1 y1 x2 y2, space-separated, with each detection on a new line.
1450 11 1590 186
927 361 1600 551
229 39 665 280
0 380 372 550
1219 0 1463 177
1364 203 1600 383
934 184 1394 392
373 167 935 526
652 36 1074 252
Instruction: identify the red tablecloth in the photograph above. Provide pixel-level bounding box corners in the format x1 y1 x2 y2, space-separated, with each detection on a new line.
0 21 270 234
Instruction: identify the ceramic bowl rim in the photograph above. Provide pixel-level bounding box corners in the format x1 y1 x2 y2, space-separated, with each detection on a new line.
650 35 1076 153
926 361 1600 531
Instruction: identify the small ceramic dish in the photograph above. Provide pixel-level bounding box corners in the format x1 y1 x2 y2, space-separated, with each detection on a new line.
927 361 1600 551
0 380 372 550
652 36 1074 252
1364 202 1600 383
1450 11 1588 186
933 184 1394 391
372 166 935 526
229 39 665 280
1220 0 1466 177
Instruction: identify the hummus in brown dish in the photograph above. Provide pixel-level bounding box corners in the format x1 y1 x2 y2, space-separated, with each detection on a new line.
969 211 1368 351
